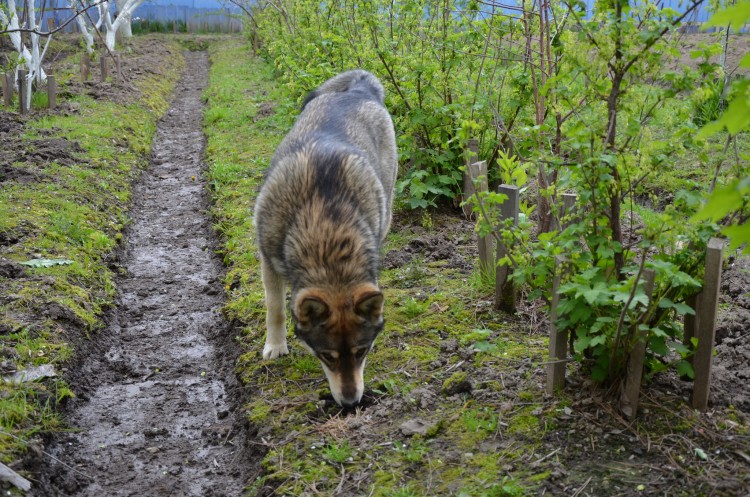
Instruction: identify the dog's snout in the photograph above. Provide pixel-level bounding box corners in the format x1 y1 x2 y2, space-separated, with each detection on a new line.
340 397 361 408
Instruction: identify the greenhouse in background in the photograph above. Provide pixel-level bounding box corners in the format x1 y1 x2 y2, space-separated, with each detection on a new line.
42 0 243 34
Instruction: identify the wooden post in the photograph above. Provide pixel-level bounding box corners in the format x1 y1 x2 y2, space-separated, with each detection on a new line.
2 72 11 107
47 18 55 32
47 75 56 110
620 269 656 419
18 69 26 114
561 193 577 228
100 53 109 83
495 184 519 313
552 192 578 231
115 54 122 82
81 52 90 82
462 139 479 218
692 237 724 411
468 160 493 274
547 256 567 394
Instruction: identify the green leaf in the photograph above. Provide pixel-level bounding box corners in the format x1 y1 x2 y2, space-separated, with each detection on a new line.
674 302 695 315
574 334 592 354
694 447 709 461
676 360 695 380
649 336 670 356
692 182 744 222
723 223 750 254
20 258 74 268
582 288 603 305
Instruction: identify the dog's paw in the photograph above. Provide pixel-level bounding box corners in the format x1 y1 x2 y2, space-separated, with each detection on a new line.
263 342 289 360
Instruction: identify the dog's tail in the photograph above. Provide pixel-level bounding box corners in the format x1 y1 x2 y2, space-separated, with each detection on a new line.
301 70 385 110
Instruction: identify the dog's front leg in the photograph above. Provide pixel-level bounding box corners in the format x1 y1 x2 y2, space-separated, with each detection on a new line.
261 257 289 359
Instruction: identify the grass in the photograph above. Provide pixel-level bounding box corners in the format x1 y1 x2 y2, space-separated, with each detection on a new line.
0 38 183 463
203 38 551 496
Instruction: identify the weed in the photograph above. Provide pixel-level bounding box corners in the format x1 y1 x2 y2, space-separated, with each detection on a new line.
386 484 424 497
402 297 428 319
461 407 499 434
322 440 353 464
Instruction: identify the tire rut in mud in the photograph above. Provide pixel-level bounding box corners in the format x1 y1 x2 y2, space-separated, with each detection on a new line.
35 51 251 497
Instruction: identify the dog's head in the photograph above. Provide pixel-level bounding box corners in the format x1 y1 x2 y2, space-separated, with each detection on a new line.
292 283 384 407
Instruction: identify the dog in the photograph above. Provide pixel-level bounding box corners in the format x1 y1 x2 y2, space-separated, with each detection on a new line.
253 70 397 407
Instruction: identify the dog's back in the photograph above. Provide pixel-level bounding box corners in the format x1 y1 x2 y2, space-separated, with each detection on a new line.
255 70 397 291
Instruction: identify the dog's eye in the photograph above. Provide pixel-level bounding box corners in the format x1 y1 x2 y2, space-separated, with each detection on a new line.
319 352 336 364
354 348 368 360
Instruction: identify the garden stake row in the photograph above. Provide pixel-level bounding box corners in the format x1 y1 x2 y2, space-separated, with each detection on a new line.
546 237 725 414
2 71 58 112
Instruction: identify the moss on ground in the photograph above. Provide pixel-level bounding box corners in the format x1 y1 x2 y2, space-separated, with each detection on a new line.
0 38 183 463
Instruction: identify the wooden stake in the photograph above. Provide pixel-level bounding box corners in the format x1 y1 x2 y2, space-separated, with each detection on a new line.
2 72 11 107
552 192 579 231
495 184 519 313
47 74 56 110
81 52 90 82
546 256 567 394
18 69 26 114
692 237 724 411
115 54 122 82
462 139 479 218
620 269 656 419
468 160 493 274
100 53 109 83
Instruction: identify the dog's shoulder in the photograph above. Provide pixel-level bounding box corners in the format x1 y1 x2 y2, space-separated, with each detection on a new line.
301 70 385 111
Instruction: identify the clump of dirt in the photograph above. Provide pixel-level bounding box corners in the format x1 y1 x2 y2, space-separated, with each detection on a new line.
0 136 86 184
384 210 476 272
32 51 254 496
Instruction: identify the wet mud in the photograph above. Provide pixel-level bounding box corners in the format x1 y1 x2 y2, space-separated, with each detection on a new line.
34 51 250 496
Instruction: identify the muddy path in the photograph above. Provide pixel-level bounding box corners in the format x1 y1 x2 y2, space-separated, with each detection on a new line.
34 51 251 496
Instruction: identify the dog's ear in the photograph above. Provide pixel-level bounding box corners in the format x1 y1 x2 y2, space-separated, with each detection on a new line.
354 290 384 324
296 295 330 329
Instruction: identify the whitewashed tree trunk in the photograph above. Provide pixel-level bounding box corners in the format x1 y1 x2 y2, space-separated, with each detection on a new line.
0 0 49 110
115 0 134 37
103 0 144 51
70 0 96 53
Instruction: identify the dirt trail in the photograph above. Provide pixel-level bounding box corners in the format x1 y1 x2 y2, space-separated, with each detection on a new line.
35 51 249 496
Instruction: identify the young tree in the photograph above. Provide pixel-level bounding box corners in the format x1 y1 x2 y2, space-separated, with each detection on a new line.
101 0 145 51
0 0 50 109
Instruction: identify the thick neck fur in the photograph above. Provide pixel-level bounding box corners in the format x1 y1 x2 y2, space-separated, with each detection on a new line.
283 196 379 292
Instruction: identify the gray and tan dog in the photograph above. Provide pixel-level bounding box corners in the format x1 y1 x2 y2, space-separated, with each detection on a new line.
254 70 397 407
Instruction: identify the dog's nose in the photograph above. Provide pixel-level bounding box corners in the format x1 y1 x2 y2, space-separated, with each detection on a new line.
340 397 361 408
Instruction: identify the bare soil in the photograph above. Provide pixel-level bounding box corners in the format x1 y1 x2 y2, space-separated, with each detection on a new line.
26 51 254 495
